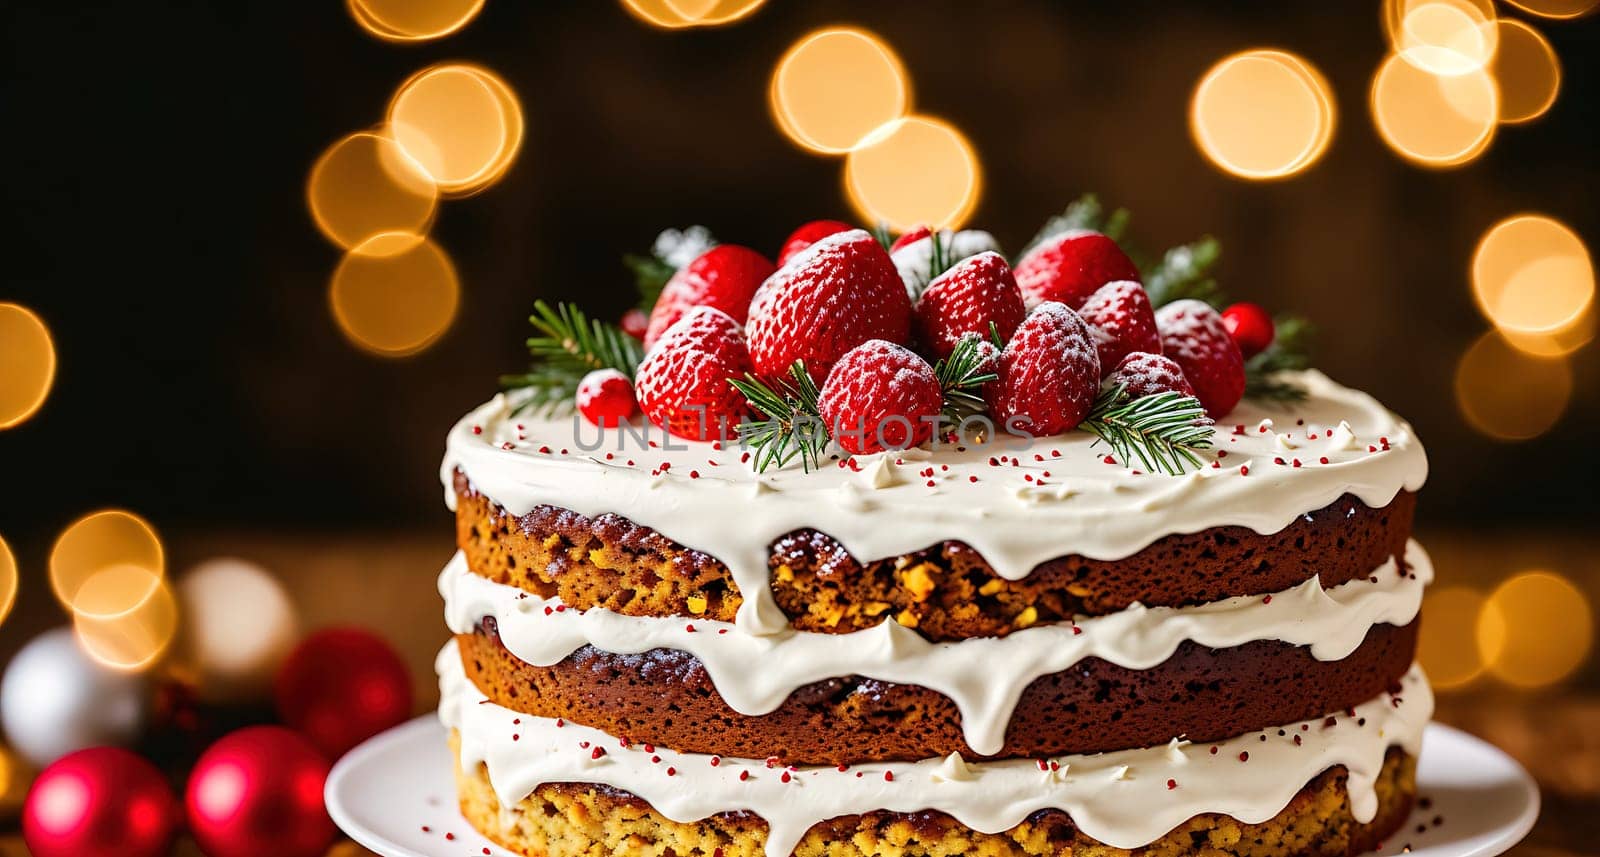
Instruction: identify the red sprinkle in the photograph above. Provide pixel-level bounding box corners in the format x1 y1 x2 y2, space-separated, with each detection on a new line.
884 771 894 782
471 426 482 435
686 624 696 633
591 747 605 760
445 833 456 841
1167 779 1178 790
1240 465 1250 476
1239 751 1250 762
1263 595 1273 605
781 771 792 783
710 756 720 766
739 770 750 781
666 767 676 776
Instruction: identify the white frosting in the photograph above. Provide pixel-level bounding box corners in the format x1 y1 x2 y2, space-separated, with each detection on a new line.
439 642 1432 856
440 370 1428 637
440 541 1430 756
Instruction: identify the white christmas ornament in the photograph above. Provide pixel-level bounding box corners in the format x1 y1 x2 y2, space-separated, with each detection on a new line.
176 558 299 703
1 627 147 767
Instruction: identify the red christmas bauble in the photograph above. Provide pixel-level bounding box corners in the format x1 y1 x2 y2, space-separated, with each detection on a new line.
22 747 179 857
186 726 335 857
1221 302 1276 359
274 627 412 759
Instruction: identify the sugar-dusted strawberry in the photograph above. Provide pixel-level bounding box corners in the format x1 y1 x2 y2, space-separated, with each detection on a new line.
1156 299 1245 418
745 229 911 381
634 307 753 441
644 244 776 349
818 340 943 455
1078 280 1161 373
891 228 1002 297
776 220 854 267
889 224 932 253
1221 302 1276 359
1103 352 1195 399
984 302 1101 437
1012 230 1140 310
575 369 638 427
914 251 1025 359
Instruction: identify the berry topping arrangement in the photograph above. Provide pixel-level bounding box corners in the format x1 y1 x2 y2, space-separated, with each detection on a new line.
503 195 1313 475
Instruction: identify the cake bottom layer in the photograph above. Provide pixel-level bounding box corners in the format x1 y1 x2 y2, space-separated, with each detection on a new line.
450 732 1416 857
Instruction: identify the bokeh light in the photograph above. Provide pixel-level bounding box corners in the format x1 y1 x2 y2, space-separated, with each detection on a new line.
622 0 766 28
1501 0 1599 18
1455 330 1572 440
1418 586 1489 690
770 27 911 154
177 558 300 703
0 302 56 430
387 63 524 196
72 567 179 672
1384 0 1499 76
1472 214 1594 336
0 535 17 628
307 130 438 251
1502 304 1595 357
346 0 485 42
49 510 165 612
1188 49 1336 180
844 116 981 231
330 232 460 357
1478 571 1594 688
1493 18 1563 124
1370 52 1498 167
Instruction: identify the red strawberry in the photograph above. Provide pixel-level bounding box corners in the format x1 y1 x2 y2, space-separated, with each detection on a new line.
634 307 753 441
745 229 912 382
889 224 932 253
1156 300 1245 418
1077 280 1161 374
620 308 648 341
1221 302 1275 359
819 340 943 455
985 302 1101 437
1012 231 1140 310
644 244 776 349
1103 352 1195 399
914 251 1026 359
576 369 638 427
777 220 854 267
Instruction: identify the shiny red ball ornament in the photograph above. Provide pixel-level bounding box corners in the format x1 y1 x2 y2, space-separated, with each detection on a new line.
23 747 180 857
274 627 412 759
576 369 639 428
186 726 335 857
620 307 649 340
1221 302 1276 360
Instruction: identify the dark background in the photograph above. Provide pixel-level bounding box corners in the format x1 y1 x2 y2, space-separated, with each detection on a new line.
3 0 1597 547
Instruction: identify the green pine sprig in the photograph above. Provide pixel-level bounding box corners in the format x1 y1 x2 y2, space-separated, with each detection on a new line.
1080 386 1214 476
870 221 895 252
623 253 676 313
728 361 830 473
1141 236 1224 308
500 300 645 416
1244 315 1314 402
1019 193 1131 258
934 334 998 423
923 230 957 292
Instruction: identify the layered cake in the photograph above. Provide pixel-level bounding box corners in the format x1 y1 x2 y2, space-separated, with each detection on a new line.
436 207 1431 857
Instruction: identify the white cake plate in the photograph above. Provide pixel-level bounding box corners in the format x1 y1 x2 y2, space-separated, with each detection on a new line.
327 716 1538 857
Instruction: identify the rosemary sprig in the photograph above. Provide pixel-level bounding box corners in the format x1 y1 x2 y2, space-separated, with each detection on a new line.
1142 236 1223 308
1244 315 1314 402
933 334 998 423
500 300 645 416
728 361 829 473
1080 386 1214 476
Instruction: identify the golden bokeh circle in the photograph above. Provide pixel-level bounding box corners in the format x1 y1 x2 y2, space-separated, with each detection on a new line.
1370 52 1498 168
1472 214 1594 336
844 116 981 232
1493 18 1563 125
1418 586 1489 690
49 510 165 612
387 63 524 196
330 232 460 357
1478 571 1593 688
1502 305 1595 357
770 27 912 154
0 303 56 430
1188 49 1336 180
347 0 485 42
307 130 438 251
1454 330 1572 441
0 535 17 628
660 0 766 25
1384 0 1499 77
1500 0 1599 18
73 568 179 673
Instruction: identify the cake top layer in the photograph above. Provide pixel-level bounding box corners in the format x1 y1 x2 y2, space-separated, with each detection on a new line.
443 369 1426 634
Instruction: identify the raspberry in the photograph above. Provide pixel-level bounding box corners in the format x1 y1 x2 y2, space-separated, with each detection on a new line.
644 244 775 349
575 369 638 427
776 220 854 267
1077 280 1161 374
1103 352 1195 399
1156 300 1246 418
1221 302 1276 359
985 302 1101 437
745 230 911 382
914 251 1026 359
1012 230 1140 310
819 340 943 455
634 307 753 441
